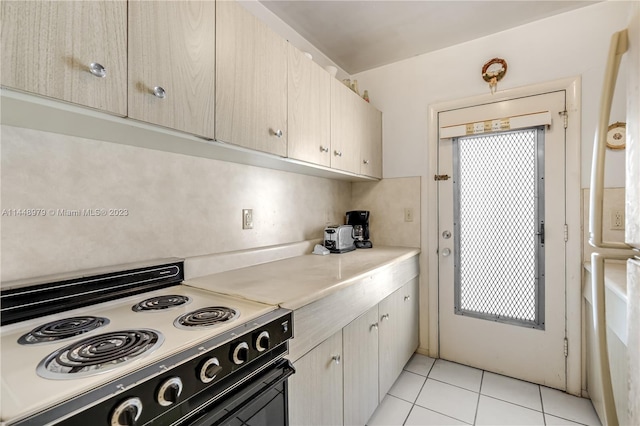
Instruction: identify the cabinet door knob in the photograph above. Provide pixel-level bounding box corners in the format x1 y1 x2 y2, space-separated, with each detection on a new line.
273 129 283 138
404 295 411 302
370 322 379 331
381 313 390 321
334 150 342 157
363 159 370 165
153 86 167 99
320 146 329 153
331 355 341 365
88 62 107 78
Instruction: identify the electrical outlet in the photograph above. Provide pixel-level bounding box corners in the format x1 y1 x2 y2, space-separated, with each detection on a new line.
610 209 624 230
242 209 253 230
404 208 414 222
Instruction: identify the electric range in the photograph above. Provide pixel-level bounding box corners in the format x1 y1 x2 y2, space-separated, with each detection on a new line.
0 259 294 426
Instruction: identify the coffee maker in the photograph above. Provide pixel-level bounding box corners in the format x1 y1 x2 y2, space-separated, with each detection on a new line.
346 210 372 249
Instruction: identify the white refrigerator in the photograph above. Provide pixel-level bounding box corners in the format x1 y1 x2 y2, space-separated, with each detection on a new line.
589 4 640 426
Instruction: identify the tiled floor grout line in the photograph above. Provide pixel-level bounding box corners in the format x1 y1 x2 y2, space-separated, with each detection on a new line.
472 370 484 425
539 385 547 425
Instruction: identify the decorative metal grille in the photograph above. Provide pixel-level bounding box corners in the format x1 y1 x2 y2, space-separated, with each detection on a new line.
453 128 544 328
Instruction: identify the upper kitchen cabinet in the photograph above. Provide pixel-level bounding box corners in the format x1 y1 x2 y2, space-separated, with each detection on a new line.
360 103 383 179
128 1 215 138
331 79 361 174
1 1 127 116
216 1 288 157
287 45 331 166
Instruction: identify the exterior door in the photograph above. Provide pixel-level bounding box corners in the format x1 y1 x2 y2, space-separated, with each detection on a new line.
438 91 567 389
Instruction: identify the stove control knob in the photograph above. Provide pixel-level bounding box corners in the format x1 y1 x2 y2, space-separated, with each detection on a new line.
232 341 249 365
255 331 270 352
111 397 142 426
200 357 223 384
157 377 183 406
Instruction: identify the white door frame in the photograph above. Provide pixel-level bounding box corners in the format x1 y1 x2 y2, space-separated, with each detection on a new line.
424 76 582 395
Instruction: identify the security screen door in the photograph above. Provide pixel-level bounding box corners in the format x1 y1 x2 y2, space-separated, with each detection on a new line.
438 91 567 390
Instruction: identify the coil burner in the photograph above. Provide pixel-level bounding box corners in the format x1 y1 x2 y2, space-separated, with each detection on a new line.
36 329 163 379
132 295 191 312
18 316 110 345
174 307 239 330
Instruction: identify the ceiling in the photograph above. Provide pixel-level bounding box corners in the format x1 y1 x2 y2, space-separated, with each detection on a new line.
259 1 599 74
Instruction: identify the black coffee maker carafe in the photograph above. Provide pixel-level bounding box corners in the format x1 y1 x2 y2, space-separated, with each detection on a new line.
346 210 372 249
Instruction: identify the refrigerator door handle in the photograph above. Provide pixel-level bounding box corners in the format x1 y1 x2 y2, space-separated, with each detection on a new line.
591 252 635 426
589 29 631 250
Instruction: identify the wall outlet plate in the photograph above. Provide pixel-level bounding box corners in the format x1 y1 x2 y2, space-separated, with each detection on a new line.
610 209 624 230
404 208 414 222
242 209 253 230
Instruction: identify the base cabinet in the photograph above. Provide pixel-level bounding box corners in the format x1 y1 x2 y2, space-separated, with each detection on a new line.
289 278 419 425
289 331 343 426
343 306 379 426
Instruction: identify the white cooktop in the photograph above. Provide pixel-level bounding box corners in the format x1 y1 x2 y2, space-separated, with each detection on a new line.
0 285 275 424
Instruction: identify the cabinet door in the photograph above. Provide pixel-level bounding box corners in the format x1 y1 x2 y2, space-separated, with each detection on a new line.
378 287 403 401
289 331 343 426
399 278 420 364
360 104 383 179
378 280 420 401
287 46 331 166
216 0 287 156
128 1 215 138
331 79 361 173
1 1 126 115
343 306 379 426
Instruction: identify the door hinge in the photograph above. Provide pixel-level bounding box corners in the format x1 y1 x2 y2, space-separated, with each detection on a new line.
564 338 569 357
559 110 568 129
434 174 450 181
564 224 568 242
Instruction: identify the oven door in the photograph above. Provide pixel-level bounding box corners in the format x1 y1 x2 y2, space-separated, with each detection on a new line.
184 359 295 426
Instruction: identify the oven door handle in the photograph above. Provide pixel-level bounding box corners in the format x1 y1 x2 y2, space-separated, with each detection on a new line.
189 359 295 426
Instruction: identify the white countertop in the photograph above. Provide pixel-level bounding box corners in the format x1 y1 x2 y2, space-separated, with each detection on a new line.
184 246 420 310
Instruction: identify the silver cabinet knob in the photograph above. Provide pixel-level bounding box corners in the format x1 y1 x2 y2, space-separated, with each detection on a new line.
89 62 107 78
320 146 329 153
381 313 390 321
404 295 411 302
331 355 341 365
274 129 283 138
441 248 451 257
153 86 166 99
363 159 370 165
334 150 343 157
370 322 379 331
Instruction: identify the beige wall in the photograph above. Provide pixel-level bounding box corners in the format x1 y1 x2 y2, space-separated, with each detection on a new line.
0 125 353 282
351 177 420 248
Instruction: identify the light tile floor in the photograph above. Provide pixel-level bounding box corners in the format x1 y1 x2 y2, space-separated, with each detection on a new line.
367 354 601 426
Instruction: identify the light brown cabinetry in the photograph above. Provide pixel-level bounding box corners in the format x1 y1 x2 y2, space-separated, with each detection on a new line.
128 1 215 138
215 0 288 156
287 46 331 166
378 277 419 400
1 1 127 116
289 330 343 426
343 306 380 426
330 79 362 174
360 103 383 178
